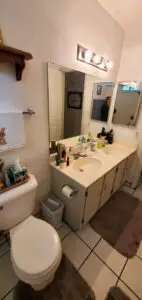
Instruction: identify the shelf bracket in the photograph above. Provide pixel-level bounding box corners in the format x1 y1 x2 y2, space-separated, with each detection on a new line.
15 59 25 81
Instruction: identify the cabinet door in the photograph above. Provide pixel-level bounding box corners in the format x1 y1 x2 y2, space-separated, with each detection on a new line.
113 160 126 193
83 177 104 224
100 167 117 209
125 153 136 185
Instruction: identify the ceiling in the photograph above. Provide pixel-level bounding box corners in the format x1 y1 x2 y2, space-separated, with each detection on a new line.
97 0 142 32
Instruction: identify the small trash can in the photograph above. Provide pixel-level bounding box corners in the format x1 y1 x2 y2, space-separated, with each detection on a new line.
41 193 64 229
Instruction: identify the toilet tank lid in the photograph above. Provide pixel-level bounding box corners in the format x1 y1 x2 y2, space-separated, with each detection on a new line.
0 174 38 206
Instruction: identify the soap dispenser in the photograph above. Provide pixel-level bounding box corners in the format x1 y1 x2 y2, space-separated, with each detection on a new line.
107 129 114 144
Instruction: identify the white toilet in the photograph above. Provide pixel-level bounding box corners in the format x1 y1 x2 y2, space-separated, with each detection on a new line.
0 174 62 291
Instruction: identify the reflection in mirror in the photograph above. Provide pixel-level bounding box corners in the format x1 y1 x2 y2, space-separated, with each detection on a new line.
91 82 115 122
113 82 141 126
48 63 85 145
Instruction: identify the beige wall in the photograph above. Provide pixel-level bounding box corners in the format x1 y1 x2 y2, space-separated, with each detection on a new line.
0 0 124 204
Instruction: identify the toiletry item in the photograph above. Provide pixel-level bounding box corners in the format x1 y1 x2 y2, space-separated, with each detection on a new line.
97 127 106 138
62 146 66 161
97 139 103 149
101 136 106 147
9 167 17 183
62 185 75 199
90 141 96 152
66 156 70 166
56 154 60 166
101 127 106 136
106 129 114 144
108 129 114 144
0 159 4 171
4 171 11 187
15 159 22 172
57 143 62 159
0 180 4 191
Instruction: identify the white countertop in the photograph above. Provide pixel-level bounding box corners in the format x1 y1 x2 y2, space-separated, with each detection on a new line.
50 143 137 188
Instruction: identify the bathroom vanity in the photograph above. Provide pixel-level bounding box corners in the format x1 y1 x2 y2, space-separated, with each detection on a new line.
50 142 137 230
47 63 140 231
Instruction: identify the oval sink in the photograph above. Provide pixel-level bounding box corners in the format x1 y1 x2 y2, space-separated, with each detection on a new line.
73 157 102 172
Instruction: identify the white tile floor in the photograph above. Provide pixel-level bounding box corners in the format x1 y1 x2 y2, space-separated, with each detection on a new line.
1 181 142 300
0 224 142 300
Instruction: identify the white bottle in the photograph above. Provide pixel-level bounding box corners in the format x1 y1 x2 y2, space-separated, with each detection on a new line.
15 159 22 172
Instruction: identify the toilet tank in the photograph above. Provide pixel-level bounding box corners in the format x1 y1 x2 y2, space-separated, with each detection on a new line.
0 174 38 231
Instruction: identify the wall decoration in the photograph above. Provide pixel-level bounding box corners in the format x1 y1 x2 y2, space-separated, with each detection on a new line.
67 92 83 109
0 112 25 152
97 85 102 95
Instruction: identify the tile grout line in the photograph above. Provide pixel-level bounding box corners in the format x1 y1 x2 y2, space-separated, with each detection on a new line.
1 284 16 300
115 258 128 287
92 251 119 278
93 237 102 250
0 248 10 259
78 250 94 271
61 230 72 242
120 279 141 300
75 230 102 252
135 254 142 261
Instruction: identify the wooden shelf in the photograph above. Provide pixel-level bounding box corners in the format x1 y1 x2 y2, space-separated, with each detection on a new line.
0 44 33 81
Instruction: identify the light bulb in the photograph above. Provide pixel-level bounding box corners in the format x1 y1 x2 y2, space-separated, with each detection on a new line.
106 60 113 69
93 54 101 64
85 50 93 62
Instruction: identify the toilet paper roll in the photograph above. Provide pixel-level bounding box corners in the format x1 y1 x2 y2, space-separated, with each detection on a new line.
62 185 75 199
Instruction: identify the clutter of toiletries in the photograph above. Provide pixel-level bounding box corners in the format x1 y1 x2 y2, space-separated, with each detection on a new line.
50 127 114 168
0 158 28 192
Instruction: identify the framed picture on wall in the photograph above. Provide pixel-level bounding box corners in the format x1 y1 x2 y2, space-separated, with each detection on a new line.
97 84 102 95
67 91 83 109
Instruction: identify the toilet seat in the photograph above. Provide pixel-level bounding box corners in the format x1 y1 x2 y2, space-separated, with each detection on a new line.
10 216 62 278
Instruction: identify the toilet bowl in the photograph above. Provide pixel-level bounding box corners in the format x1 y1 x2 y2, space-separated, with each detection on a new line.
10 216 62 290
0 174 62 290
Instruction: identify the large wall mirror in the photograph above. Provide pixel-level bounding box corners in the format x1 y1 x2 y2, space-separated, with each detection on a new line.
47 63 115 147
113 82 141 126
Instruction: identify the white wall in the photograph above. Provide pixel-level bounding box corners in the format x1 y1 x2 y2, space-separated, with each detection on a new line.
48 66 65 141
0 0 124 204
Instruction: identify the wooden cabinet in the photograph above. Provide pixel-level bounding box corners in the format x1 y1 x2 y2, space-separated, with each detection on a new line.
125 153 136 185
83 177 104 224
99 167 117 209
113 160 126 194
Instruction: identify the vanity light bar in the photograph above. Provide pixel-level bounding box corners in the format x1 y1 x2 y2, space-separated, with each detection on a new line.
77 44 113 72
